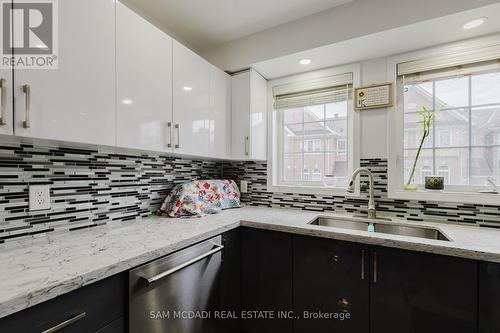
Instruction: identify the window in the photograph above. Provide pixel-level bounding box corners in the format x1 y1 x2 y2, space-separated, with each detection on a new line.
281 103 349 184
438 129 451 147
304 139 322 152
303 168 310 181
421 165 432 183
389 38 500 204
337 139 347 155
270 69 357 191
312 167 322 181
438 165 450 185
401 65 500 189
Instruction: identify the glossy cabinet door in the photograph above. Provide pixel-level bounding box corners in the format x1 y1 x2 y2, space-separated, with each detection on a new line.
172 40 210 157
231 71 251 159
116 2 173 152
479 262 500 333
13 0 116 146
293 235 369 333
371 246 477 333
231 69 267 160
0 67 13 136
208 67 231 158
241 228 293 333
250 69 267 160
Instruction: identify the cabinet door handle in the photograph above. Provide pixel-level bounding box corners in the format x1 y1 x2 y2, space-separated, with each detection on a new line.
167 122 172 148
361 249 365 280
373 252 378 283
244 136 249 156
174 123 180 149
41 311 86 333
22 84 31 128
143 244 224 285
0 78 6 126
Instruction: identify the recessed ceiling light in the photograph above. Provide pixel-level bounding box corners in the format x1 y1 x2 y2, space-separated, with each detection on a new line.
121 99 133 105
462 17 487 30
299 58 312 65
182 86 193 91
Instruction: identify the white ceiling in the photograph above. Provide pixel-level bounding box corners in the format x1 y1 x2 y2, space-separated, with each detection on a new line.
252 2 500 79
124 0 353 49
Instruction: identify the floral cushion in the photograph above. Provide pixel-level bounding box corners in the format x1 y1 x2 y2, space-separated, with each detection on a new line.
159 180 242 217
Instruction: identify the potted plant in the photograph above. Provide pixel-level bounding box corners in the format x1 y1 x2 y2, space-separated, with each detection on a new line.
405 106 436 191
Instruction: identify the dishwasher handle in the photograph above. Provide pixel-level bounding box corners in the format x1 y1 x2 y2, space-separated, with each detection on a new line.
143 244 224 286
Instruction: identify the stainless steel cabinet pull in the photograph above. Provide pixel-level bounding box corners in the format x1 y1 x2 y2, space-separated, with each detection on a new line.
167 122 172 148
361 250 365 280
174 123 180 149
244 136 249 156
373 252 378 283
0 79 6 126
144 244 224 285
22 84 31 128
41 311 86 333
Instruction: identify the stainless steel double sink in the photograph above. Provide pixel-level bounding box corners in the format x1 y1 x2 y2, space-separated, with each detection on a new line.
309 216 450 241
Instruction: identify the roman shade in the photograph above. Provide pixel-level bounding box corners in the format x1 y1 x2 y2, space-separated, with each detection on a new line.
398 42 500 77
401 59 500 83
273 72 353 110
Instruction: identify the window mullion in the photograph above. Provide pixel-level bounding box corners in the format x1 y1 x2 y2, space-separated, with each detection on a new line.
468 75 472 186
301 110 305 182
432 81 436 175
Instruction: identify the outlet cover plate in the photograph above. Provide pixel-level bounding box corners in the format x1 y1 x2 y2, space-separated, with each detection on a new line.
29 185 51 211
240 181 248 193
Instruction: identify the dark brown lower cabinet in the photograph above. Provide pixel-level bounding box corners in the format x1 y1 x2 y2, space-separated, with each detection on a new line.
94 317 125 333
240 227 293 333
371 246 478 333
293 235 370 333
479 261 500 333
0 273 127 333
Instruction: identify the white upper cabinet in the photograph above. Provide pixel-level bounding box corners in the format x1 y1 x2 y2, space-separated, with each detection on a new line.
13 0 116 146
0 67 13 136
231 69 267 160
208 67 231 158
172 40 211 157
116 2 173 152
3 0 233 159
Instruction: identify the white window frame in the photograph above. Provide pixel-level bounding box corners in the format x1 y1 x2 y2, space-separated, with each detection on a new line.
387 34 500 205
267 64 360 195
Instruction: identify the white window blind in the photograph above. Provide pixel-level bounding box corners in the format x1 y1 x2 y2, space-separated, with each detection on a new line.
273 73 353 110
401 59 500 83
397 43 500 76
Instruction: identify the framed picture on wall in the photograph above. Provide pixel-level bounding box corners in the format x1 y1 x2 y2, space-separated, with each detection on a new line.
355 83 393 110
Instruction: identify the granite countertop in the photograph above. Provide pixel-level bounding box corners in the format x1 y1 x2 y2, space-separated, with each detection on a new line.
2 206 500 319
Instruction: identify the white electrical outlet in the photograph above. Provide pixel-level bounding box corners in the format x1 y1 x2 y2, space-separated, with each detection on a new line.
29 185 51 211
240 181 248 193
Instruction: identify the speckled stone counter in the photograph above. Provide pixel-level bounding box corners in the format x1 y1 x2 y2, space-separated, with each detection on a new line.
2 206 500 318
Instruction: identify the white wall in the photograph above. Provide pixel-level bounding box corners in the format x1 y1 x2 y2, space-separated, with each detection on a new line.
201 0 499 71
359 58 389 158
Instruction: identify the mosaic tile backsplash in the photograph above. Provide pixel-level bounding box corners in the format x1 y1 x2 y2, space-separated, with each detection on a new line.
1 140 499 244
222 159 500 227
0 143 221 243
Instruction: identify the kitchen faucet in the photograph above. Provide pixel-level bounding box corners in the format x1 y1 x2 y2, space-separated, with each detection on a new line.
347 167 376 219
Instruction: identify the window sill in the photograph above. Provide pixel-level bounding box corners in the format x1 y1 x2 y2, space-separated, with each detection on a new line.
267 184 360 196
388 189 500 205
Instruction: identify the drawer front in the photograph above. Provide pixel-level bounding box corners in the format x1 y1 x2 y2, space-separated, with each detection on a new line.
94 317 126 333
0 273 126 333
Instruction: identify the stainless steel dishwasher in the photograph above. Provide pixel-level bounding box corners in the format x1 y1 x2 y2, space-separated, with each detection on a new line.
129 235 224 333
